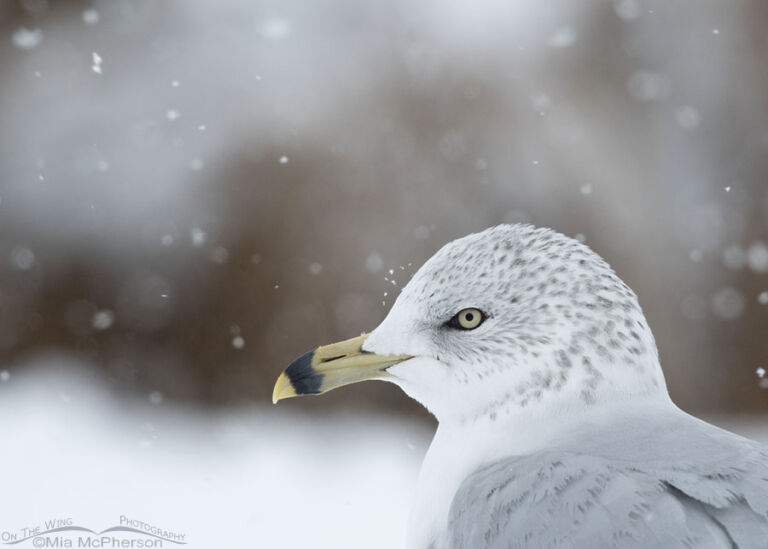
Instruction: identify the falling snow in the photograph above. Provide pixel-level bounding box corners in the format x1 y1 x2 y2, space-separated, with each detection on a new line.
614 0 641 21
190 227 207 247
92 310 115 331
92 52 103 74
675 106 700 130
747 241 768 273
1 5 767 535
12 28 42 50
366 252 384 273
711 287 745 320
548 26 576 48
260 17 291 40
9 247 35 271
82 9 100 25
210 246 229 264
689 249 703 262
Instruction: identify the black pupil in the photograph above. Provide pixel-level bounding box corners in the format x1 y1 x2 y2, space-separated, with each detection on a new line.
465 312 474 322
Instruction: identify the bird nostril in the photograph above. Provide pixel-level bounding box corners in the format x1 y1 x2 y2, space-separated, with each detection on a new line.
319 355 345 363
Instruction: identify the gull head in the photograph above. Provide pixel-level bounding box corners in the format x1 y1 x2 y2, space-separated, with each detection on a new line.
273 224 667 424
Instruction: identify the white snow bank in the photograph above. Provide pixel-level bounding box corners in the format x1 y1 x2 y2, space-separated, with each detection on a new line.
0 357 431 548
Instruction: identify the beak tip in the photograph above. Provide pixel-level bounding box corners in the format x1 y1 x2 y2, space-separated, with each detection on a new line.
271 372 293 404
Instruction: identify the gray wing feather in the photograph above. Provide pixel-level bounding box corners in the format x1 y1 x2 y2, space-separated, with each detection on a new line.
446 417 768 549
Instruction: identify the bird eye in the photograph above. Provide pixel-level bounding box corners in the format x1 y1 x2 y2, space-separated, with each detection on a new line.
446 308 486 330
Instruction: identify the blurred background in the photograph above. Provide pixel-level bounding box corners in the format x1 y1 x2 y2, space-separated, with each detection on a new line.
1 0 767 547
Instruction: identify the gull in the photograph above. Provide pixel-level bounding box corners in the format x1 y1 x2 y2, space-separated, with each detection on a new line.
273 224 768 549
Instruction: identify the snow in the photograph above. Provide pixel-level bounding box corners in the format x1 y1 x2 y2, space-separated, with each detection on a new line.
82 9 100 25
279 156 289 164
711 287 745 320
747 241 768 273
190 227 208 247
689 249 703 263
11 28 42 50
91 52 103 74
309 262 323 275
259 18 291 40
758 292 768 305
614 0 641 21
210 246 229 264
0 363 428 549
365 252 384 273
547 27 576 48
91 310 115 331
9 246 35 271
232 335 245 349
579 183 593 196
675 106 701 130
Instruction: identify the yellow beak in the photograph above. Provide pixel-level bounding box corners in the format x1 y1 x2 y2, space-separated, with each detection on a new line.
272 334 412 403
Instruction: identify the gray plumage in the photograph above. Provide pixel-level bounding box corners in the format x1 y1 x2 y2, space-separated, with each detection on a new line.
449 410 768 549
